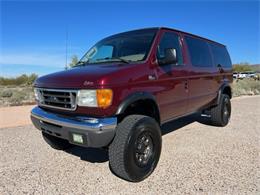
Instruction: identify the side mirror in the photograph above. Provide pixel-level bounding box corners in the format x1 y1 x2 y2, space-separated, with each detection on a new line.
158 48 178 65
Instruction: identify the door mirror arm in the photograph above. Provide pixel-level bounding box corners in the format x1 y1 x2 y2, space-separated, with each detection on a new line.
217 64 224 73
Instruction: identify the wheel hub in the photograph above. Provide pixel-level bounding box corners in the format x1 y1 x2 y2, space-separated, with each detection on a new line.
135 132 154 167
223 98 231 122
224 106 228 116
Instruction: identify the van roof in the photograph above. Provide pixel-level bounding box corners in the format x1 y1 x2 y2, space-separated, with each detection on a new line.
131 27 225 47
162 27 225 47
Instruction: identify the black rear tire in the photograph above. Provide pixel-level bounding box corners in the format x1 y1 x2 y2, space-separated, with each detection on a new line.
208 94 231 127
109 115 162 182
42 132 73 150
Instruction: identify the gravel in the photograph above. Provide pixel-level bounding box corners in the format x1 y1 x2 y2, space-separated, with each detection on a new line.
0 96 259 194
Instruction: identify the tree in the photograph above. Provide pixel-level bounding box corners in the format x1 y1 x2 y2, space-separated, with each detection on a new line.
68 55 79 68
0 74 38 86
27 73 38 85
232 62 253 72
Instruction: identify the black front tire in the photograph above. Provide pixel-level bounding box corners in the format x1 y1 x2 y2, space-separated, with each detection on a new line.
208 94 231 127
109 115 162 182
42 132 73 150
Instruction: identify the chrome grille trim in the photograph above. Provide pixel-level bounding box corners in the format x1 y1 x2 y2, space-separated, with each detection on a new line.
36 88 78 111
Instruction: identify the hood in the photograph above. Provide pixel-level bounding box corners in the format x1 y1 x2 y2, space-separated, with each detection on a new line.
34 63 132 89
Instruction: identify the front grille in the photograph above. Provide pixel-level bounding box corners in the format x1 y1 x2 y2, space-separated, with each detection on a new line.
37 89 77 111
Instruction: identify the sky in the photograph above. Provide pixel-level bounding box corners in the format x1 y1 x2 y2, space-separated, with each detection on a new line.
0 0 259 77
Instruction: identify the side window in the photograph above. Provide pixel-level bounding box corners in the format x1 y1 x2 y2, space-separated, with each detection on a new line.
157 32 183 65
185 36 212 67
209 43 232 68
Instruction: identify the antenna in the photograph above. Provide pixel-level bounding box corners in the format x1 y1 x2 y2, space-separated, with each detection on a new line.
65 28 68 70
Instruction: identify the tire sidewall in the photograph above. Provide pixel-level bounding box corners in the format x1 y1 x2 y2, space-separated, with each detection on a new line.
221 95 231 126
124 117 161 181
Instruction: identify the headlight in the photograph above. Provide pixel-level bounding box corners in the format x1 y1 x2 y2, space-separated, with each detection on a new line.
34 88 42 102
34 88 39 100
77 90 97 107
77 89 113 108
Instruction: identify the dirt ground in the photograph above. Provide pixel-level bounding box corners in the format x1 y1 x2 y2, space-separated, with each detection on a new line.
0 105 35 128
0 96 259 194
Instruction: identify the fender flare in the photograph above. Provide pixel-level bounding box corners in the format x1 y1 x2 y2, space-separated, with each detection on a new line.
217 83 232 105
115 92 160 121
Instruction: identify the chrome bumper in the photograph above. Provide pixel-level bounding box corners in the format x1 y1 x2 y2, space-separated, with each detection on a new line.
31 106 117 147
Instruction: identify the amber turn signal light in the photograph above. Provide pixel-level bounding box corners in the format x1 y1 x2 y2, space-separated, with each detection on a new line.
96 89 113 108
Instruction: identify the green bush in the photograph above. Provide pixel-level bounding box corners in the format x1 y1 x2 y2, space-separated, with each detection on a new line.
232 62 260 72
0 74 38 86
232 62 253 72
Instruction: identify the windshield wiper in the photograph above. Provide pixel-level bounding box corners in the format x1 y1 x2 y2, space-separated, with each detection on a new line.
96 57 130 64
110 57 130 64
74 60 88 67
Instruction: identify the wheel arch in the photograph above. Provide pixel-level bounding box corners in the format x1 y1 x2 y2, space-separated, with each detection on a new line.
217 83 232 105
115 92 161 124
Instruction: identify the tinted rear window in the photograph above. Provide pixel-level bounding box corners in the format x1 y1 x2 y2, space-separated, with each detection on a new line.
185 36 212 67
209 43 232 68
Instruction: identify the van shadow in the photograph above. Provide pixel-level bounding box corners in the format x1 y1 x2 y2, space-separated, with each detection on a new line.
65 146 109 163
161 113 198 136
64 113 202 163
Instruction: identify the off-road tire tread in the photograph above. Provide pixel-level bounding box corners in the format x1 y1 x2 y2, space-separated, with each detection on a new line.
109 115 152 181
209 94 230 126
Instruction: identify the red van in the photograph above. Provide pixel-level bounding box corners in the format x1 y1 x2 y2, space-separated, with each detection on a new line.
31 27 233 182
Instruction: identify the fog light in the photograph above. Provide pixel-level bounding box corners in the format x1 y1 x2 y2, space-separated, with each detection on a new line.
72 134 84 144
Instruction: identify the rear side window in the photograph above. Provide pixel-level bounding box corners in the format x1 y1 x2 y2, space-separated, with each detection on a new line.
157 32 183 65
209 43 232 68
185 36 212 67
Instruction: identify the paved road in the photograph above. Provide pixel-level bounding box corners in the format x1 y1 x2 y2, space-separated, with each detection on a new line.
0 96 259 194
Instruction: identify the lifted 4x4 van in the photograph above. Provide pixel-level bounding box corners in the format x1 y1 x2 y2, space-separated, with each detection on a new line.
31 27 232 182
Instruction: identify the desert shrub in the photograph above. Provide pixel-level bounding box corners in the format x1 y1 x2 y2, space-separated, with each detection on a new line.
0 74 38 86
232 79 260 97
0 90 13 98
9 91 26 105
0 87 35 106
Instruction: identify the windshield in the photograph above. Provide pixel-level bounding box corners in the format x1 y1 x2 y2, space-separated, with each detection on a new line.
78 29 157 65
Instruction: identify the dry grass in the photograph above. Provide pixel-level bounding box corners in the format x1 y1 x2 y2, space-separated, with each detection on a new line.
232 78 260 97
0 86 35 107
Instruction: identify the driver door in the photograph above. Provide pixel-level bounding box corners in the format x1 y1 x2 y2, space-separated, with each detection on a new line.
155 31 189 122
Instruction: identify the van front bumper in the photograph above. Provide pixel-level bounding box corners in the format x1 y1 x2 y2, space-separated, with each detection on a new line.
31 106 117 148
